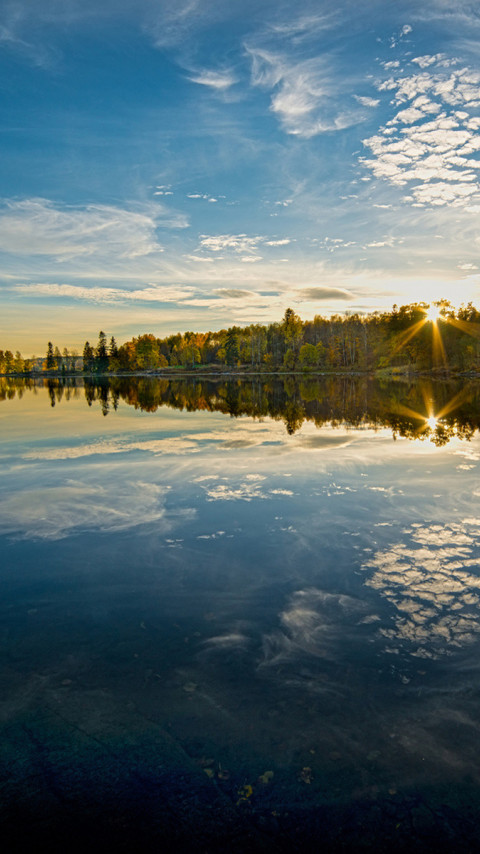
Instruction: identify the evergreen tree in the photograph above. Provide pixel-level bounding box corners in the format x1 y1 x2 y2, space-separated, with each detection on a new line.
109 336 119 359
45 341 55 370
54 345 63 372
83 341 94 372
95 330 108 372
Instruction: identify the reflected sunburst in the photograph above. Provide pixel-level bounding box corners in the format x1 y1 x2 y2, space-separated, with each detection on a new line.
395 383 473 445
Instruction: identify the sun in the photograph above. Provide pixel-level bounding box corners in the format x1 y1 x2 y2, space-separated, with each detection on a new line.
425 304 441 323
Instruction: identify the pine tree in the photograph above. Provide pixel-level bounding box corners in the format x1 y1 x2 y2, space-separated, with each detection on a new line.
95 331 108 372
45 341 55 370
83 341 94 372
109 336 119 359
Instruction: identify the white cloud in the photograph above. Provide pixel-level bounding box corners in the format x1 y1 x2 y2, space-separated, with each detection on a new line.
268 12 337 40
199 233 264 254
361 62 480 207
186 192 219 202
412 54 445 69
389 23 412 49
247 47 363 138
14 282 196 304
354 95 380 108
0 198 188 261
194 233 293 264
188 68 237 90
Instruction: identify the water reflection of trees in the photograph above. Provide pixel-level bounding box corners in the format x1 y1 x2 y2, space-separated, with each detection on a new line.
2 375 480 444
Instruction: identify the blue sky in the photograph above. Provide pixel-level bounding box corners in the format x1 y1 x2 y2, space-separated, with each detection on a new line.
2 0 480 352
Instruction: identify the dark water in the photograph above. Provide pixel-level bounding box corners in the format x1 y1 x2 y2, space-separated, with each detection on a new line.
2 376 480 851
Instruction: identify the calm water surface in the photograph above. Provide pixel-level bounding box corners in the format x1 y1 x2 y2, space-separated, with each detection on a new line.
2 377 480 851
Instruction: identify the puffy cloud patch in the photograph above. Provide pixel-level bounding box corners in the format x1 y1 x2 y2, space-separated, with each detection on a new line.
362 59 480 207
199 233 263 254
362 521 480 658
196 233 292 261
354 95 380 108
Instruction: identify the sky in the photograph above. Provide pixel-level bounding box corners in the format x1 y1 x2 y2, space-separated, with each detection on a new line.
2 0 480 353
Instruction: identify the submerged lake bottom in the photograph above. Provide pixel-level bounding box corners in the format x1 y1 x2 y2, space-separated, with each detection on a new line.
2 376 480 851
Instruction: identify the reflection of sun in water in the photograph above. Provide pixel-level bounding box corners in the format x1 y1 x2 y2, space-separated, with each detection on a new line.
425 304 441 324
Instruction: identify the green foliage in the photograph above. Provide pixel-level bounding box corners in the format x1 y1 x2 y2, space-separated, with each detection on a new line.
299 343 318 368
225 328 240 366
5 300 480 377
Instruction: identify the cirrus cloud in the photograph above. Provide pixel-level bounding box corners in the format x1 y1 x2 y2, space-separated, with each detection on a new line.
0 197 188 261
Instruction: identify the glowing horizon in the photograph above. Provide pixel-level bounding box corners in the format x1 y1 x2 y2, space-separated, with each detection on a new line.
2 1 480 352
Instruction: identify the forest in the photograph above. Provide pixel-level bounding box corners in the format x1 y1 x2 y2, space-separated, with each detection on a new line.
2 301 480 376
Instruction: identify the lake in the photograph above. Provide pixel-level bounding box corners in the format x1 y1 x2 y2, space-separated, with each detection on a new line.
2 375 480 851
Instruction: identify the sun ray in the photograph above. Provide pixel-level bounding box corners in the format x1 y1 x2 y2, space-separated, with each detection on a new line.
435 386 473 420
391 318 426 356
392 382 474 444
445 317 480 339
395 403 432 431
431 320 447 366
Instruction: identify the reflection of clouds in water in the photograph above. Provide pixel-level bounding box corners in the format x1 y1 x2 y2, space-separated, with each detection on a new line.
259 588 367 670
0 480 194 541
363 521 480 658
204 481 268 502
455 447 479 472
201 472 294 502
21 425 288 462
196 530 226 540
23 436 202 459
203 632 249 650
198 631 251 669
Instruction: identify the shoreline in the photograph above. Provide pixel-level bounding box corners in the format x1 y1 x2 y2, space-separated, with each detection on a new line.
2 367 480 380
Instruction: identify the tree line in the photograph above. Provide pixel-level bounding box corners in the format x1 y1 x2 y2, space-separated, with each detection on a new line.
2 301 480 376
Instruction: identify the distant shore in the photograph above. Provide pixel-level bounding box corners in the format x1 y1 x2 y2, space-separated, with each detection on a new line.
2 366 480 380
